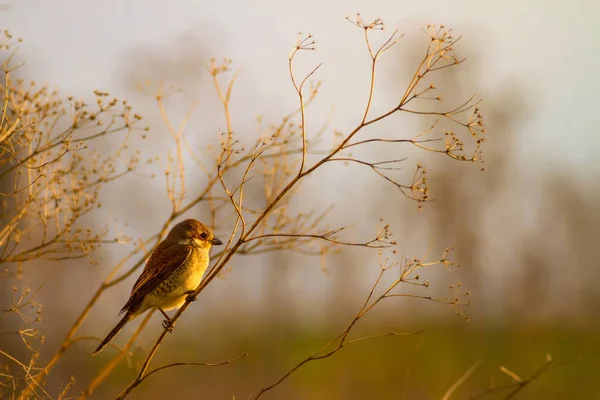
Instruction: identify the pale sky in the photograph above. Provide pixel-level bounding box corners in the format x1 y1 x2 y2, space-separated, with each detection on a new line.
5 0 599 173
3 0 599 323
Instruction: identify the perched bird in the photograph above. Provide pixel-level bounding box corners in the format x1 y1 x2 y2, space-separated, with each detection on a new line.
93 219 222 355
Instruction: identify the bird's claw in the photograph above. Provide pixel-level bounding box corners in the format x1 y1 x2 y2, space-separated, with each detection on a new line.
185 291 198 302
162 319 174 333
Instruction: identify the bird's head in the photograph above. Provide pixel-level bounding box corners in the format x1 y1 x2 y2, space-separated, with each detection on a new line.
167 219 223 250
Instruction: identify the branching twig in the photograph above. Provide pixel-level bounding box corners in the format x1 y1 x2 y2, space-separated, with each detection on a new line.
252 245 465 399
3 16 488 399
110 16 483 399
115 353 247 399
469 355 571 400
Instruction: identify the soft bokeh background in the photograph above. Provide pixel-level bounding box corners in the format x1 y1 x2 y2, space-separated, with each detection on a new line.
2 0 600 399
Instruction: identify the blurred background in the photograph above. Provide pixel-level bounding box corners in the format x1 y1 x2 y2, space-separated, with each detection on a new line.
2 0 599 399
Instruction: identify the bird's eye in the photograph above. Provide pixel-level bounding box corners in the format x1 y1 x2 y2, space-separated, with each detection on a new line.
200 232 207 239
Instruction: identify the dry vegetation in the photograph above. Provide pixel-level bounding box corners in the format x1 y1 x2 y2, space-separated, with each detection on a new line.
0 15 559 399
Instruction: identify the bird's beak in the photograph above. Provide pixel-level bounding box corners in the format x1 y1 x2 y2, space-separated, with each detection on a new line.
210 237 223 246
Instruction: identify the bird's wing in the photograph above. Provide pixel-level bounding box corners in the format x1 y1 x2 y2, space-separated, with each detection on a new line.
120 240 192 314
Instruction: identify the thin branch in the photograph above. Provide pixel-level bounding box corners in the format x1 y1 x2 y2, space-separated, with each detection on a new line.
469 356 571 400
79 310 154 399
246 228 392 249
139 354 247 384
53 18 487 400
442 360 482 400
115 353 247 400
0 350 52 399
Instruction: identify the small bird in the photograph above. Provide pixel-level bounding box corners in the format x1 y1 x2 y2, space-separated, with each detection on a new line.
93 219 222 355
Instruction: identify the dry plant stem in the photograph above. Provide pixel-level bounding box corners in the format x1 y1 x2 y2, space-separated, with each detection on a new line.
115 21 481 399
78 310 154 399
246 230 390 248
0 349 52 399
18 241 156 399
155 90 195 210
20 66 326 397
288 33 320 173
209 58 237 160
132 353 247 386
26 70 305 394
469 357 569 400
253 330 424 400
442 360 482 400
250 250 464 399
25 220 181 394
2 30 151 398
23 140 235 394
251 250 440 399
7 20 479 398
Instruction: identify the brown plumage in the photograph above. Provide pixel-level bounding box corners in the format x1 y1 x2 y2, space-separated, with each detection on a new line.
93 219 222 355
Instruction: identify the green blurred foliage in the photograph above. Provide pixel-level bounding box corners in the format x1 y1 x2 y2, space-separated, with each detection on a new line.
91 321 599 399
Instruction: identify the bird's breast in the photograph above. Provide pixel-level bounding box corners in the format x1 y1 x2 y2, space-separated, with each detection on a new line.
143 249 210 312
164 248 209 291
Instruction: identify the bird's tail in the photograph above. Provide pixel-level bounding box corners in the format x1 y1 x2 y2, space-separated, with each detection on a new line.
93 312 134 356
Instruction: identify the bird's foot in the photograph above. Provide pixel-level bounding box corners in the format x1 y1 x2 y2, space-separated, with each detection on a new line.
162 319 175 333
185 290 198 302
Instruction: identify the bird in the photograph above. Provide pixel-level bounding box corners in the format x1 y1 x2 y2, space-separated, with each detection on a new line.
93 219 222 355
